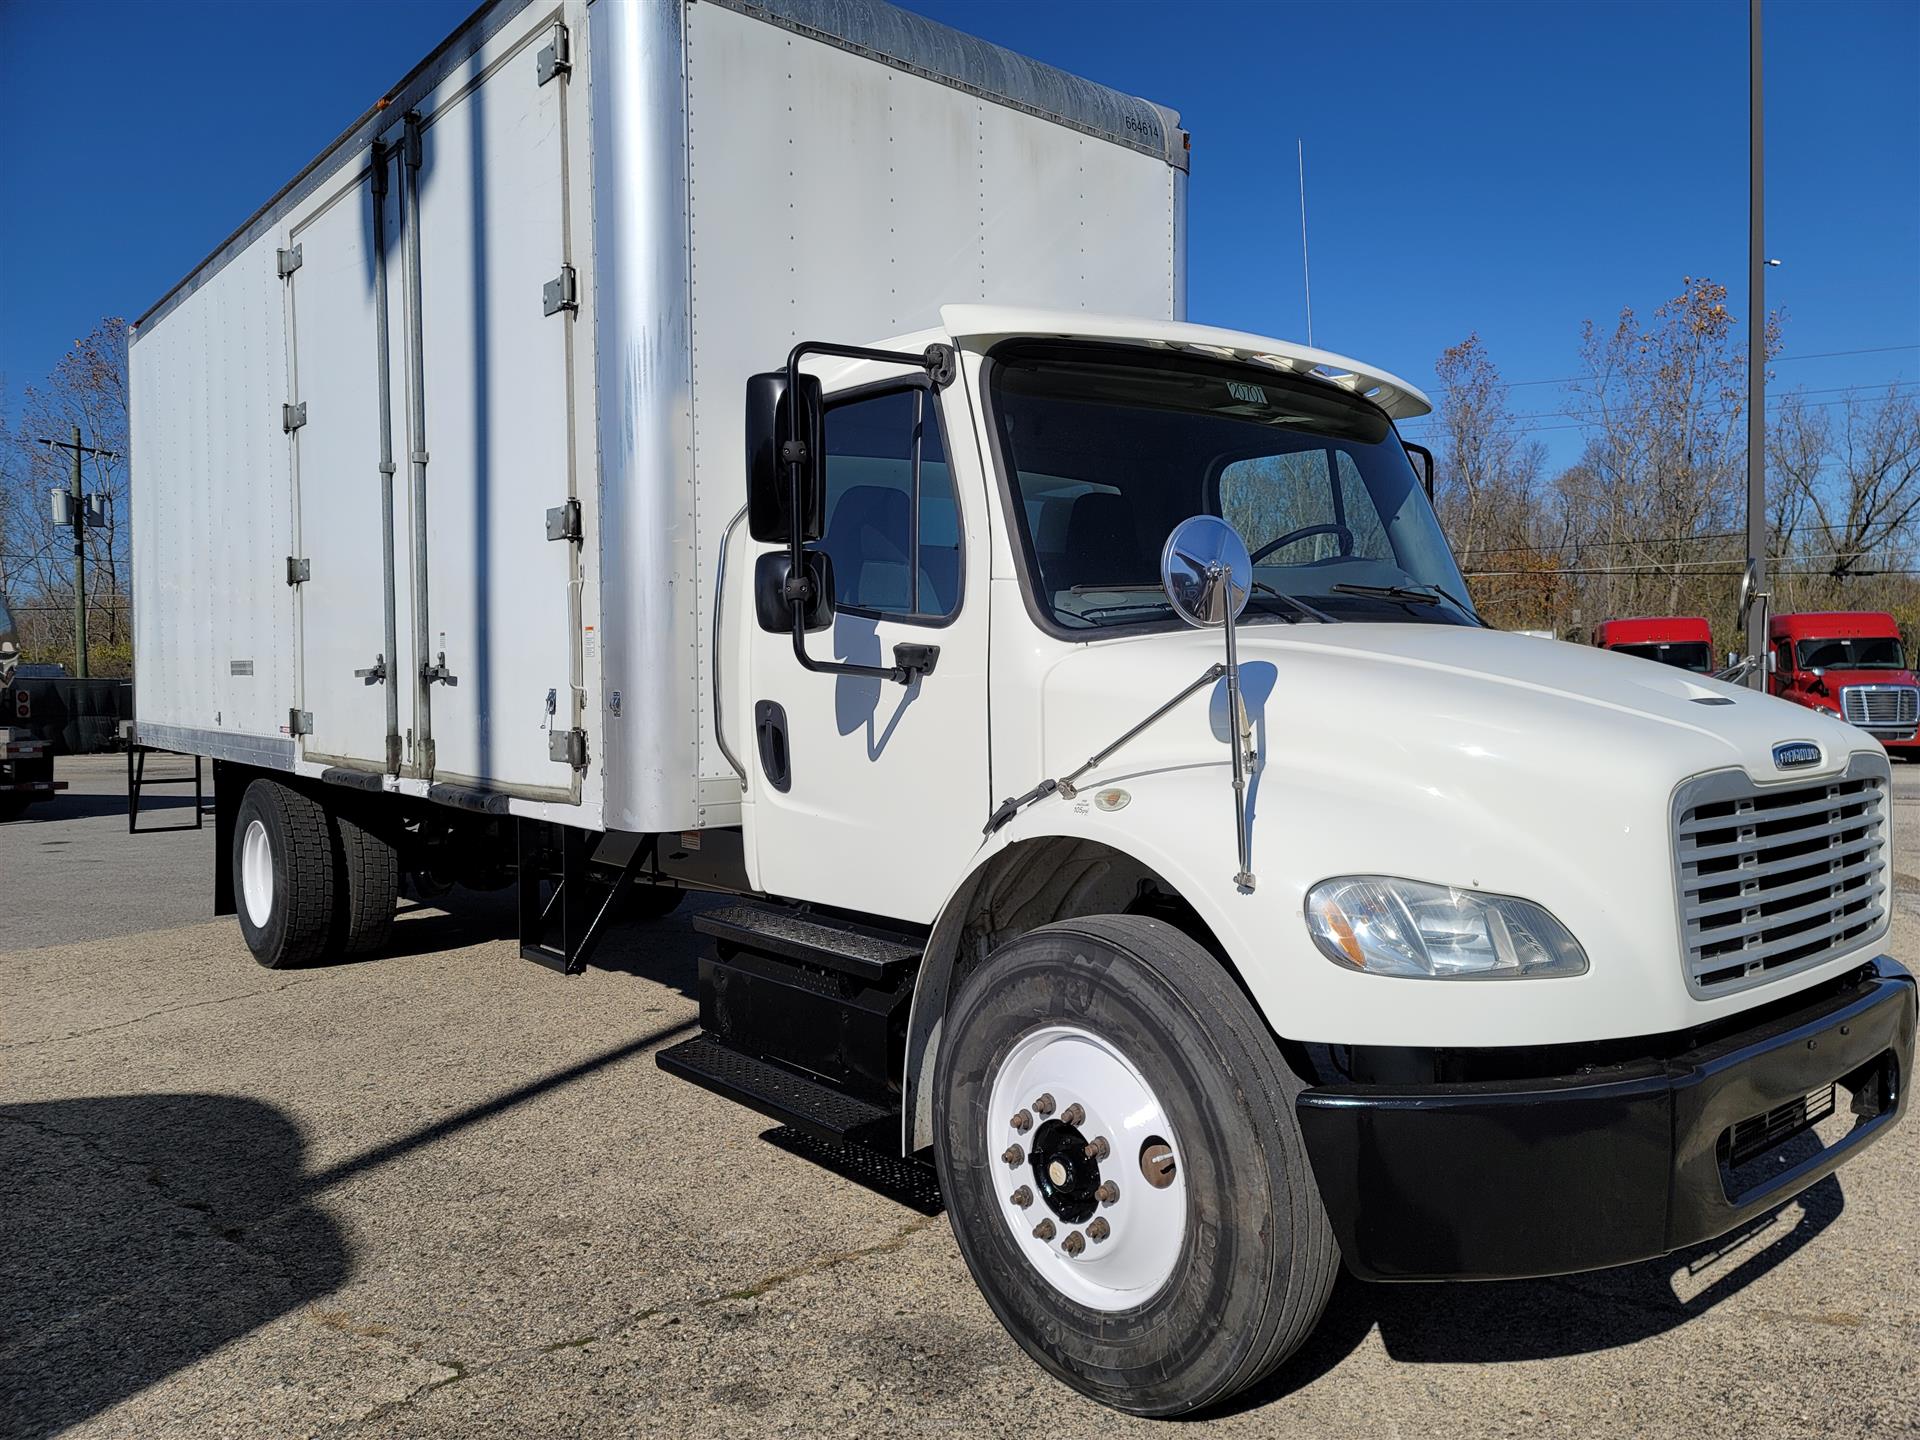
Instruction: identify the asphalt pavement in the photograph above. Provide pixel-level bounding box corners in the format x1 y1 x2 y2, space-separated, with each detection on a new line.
2 757 1918 1438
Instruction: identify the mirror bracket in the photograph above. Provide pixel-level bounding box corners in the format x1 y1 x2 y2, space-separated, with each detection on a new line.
774 338 959 687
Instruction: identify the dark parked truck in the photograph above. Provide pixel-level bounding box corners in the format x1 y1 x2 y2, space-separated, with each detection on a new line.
0 591 63 820
126 0 1915 1416
1769 611 1920 754
1591 615 1714 672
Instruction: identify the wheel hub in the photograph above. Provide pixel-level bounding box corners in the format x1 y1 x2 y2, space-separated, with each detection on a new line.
1028 1118 1100 1223
985 1024 1188 1312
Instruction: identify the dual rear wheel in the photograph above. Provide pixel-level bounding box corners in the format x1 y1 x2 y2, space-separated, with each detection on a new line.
233 779 397 968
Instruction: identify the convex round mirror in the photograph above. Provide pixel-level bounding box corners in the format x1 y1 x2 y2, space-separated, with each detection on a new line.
1161 515 1251 629
1737 557 1759 625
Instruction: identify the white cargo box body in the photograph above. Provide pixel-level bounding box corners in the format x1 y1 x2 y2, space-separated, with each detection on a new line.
131 0 1187 832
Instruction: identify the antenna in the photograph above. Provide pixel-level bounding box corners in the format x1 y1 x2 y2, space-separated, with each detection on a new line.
1297 138 1314 347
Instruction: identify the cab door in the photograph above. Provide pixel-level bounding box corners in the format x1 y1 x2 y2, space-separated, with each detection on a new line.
746 378 990 923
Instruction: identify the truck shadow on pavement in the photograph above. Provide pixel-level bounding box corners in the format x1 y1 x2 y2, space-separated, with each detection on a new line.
1 1010 705 1439
1231 1173 1846 1412
0 1093 350 1440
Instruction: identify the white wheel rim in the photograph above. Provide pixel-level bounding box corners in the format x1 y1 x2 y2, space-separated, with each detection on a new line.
240 818 274 928
986 1024 1188 1311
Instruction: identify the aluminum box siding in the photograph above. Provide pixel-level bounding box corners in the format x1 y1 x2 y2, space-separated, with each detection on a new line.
411 22 582 800
589 0 702 833
676 0 1179 825
285 158 403 771
131 239 296 753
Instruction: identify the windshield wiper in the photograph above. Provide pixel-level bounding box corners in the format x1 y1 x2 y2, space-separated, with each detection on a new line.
1329 582 1441 606
1328 580 1482 623
1252 582 1334 623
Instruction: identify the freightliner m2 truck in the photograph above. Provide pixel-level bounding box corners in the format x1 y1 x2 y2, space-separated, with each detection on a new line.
1767 611 1920 754
129 0 1914 1415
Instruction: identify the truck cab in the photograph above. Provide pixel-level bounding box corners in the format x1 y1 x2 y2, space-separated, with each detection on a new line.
1768 611 1919 752
1591 615 1714 672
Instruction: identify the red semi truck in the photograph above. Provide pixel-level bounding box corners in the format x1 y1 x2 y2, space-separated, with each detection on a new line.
1590 616 1714 673
1768 611 1919 754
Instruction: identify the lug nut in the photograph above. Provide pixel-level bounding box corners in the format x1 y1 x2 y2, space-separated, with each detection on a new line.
1010 1109 1032 1133
1061 1102 1085 1126
1010 1185 1033 1208
1088 1217 1111 1243
1002 1144 1025 1166
1096 1181 1120 1206
1032 1092 1056 1117
1083 1135 1111 1161
1062 1230 1086 1256
1032 1218 1056 1241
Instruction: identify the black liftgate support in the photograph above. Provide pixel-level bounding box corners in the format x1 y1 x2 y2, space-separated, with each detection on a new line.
517 820 652 974
127 746 205 834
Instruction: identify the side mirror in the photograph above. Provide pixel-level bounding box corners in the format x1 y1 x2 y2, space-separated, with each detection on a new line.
1161 515 1251 628
1810 665 1825 679
754 550 835 634
745 370 825 543
1403 441 1435 502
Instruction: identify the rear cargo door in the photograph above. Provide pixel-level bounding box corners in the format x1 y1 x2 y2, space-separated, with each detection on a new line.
407 32 580 800
286 156 407 772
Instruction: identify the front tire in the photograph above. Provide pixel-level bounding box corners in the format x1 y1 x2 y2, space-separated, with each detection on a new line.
233 780 338 969
933 914 1338 1416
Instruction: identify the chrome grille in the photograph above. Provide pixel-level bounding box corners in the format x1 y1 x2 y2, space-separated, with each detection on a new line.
1673 756 1889 996
1839 684 1918 735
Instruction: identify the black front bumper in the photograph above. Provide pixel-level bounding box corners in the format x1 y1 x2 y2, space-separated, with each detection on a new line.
1296 958 1915 1282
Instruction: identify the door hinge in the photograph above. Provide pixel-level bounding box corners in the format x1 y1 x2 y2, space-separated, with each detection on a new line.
277 244 303 278
545 498 582 542
282 401 307 432
543 265 578 316
549 727 587 768
288 708 313 737
286 556 311 585
536 21 571 85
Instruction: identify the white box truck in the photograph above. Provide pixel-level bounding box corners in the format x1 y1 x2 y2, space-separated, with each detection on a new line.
130 0 1914 1416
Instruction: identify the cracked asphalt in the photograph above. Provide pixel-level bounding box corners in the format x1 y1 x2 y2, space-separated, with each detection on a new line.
3 755 1920 1437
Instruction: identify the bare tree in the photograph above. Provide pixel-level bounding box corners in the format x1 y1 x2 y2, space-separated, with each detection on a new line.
1772 384 1920 587
1430 334 1551 627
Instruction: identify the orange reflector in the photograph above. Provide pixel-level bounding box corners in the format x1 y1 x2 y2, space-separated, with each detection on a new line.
1322 900 1365 969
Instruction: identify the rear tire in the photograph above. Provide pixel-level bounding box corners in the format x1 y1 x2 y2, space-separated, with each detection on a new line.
0 793 28 822
335 814 399 955
933 914 1338 1417
233 780 338 969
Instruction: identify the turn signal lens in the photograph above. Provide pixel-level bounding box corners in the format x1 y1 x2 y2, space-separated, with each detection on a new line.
1305 876 1587 979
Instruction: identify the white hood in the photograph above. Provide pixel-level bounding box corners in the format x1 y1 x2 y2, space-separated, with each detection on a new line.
1017 621 1884 1048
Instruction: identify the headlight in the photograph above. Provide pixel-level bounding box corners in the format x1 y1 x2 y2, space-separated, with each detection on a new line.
1304 876 1587 979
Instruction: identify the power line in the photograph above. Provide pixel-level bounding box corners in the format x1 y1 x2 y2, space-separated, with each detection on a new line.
1406 378 1920 430
1400 385 1920 440
1436 343 1920 394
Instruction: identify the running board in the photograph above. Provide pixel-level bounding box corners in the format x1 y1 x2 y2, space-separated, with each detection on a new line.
693 902 922 983
657 1034 898 1149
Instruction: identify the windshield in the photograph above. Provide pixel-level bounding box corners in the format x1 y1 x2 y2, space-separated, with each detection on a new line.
1613 641 1714 673
987 341 1476 632
1798 636 1905 670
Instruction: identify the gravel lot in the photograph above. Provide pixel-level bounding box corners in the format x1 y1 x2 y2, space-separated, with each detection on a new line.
4 755 1919 1438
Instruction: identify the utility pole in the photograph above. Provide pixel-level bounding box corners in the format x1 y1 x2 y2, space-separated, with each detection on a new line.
37 426 117 679
1744 0 1768 688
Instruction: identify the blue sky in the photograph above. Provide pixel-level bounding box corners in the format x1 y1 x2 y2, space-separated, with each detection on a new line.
2 0 1915 471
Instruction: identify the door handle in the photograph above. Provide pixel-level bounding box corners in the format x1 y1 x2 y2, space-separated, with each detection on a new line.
754 700 791 793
